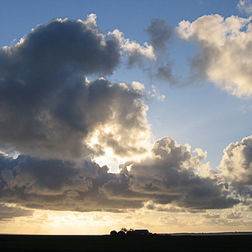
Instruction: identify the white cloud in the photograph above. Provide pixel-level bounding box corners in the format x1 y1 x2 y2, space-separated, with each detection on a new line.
219 135 252 185
109 29 156 65
131 81 145 91
148 85 166 101
218 135 252 206
177 14 252 97
83 13 97 28
237 0 252 14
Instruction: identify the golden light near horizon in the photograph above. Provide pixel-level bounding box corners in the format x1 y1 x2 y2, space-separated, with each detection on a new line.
0 202 252 235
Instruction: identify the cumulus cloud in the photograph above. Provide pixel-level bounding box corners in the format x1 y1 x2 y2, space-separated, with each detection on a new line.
237 0 252 14
0 138 239 214
109 29 156 66
0 15 150 160
103 137 238 210
219 136 252 198
131 81 145 91
0 154 142 212
177 14 252 97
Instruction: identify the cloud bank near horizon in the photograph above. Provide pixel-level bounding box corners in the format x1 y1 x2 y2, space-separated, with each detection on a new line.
0 136 242 219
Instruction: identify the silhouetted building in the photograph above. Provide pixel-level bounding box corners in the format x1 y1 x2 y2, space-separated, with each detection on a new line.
134 229 150 235
110 228 151 237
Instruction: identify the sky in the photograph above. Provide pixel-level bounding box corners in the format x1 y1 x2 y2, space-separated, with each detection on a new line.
0 0 252 234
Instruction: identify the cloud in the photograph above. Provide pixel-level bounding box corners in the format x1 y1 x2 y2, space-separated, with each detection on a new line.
109 29 156 66
143 201 186 212
219 136 252 198
11 15 120 75
144 19 178 85
0 154 143 212
237 0 252 14
146 18 173 51
103 137 238 210
147 85 166 101
177 14 252 97
131 81 145 91
0 203 33 220
0 14 243 219
155 64 177 84
0 15 150 160
0 137 239 215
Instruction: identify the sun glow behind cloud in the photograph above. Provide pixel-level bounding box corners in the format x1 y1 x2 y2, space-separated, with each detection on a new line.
86 123 153 173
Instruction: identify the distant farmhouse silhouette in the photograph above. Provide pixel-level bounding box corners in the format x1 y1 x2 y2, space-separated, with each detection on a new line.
110 228 151 237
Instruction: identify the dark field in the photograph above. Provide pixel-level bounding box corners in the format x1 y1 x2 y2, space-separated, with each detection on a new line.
0 234 251 252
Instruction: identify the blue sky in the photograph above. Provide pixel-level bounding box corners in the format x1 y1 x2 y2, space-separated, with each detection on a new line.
0 0 244 47
0 1 242 45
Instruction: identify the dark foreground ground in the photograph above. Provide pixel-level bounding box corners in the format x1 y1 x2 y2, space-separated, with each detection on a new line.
0 234 252 252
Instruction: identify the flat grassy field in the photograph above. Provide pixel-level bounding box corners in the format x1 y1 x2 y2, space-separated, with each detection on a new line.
0 234 251 251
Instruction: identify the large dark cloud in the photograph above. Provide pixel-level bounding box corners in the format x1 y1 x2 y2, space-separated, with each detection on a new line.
0 154 143 212
3 17 120 75
0 138 239 216
105 137 238 210
0 17 149 160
